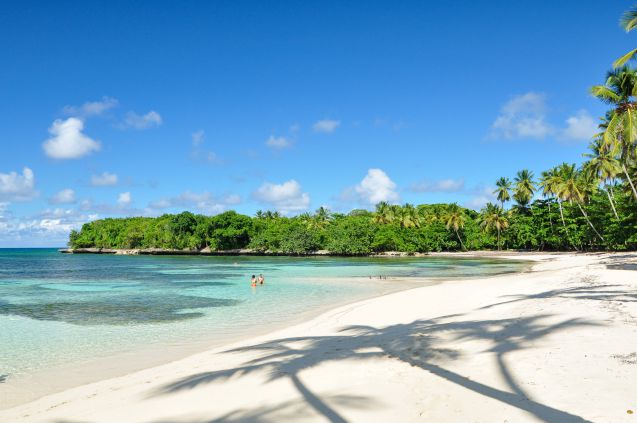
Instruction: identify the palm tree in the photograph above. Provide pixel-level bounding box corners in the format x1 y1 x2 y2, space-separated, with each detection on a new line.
314 206 330 222
539 167 564 225
583 138 621 220
590 68 637 201
493 177 512 208
298 212 312 225
538 169 555 225
513 169 536 209
373 202 395 224
418 206 437 226
397 204 420 228
479 203 509 250
311 206 331 230
556 164 605 243
539 166 579 251
613 5 637 67
263 210 280 219
444 203 467 251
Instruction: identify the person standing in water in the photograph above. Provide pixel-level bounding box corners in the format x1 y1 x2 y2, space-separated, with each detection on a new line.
258 274 265 285
250 275 257 287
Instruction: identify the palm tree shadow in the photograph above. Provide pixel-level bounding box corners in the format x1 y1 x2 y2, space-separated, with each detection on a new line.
149 394 375 423
602 254 637 271
150 314 601 423
480 284 637 311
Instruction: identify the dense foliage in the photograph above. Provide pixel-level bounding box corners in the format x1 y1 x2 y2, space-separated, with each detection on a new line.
69 188 637 253
69 5 637 254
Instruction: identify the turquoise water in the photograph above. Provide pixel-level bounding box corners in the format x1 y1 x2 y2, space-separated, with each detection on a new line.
0 249 526 406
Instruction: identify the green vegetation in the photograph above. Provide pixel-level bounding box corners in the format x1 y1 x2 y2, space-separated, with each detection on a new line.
68 181 637 253
68 5 637 254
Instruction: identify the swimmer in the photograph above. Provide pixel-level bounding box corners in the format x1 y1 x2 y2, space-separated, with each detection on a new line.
258 274 265 285
250 275 257 287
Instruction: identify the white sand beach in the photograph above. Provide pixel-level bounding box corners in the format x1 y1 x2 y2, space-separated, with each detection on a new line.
1 252 636 423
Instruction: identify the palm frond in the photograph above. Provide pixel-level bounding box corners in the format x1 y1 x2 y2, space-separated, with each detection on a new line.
590 85 621 103
620 7 637 32
613 48 637 68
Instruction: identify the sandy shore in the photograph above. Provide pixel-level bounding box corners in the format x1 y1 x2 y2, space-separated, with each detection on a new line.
1 252 636 422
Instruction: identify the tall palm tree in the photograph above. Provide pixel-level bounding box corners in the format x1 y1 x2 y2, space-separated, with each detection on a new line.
538 170 555 229
398 204 420 228
539 166 579 251
556 164 605 243
539 167 563 225
479 203 509 251
263 210 280 219
418 206 437 226
613 5 637 67
493 177 512 208
513 169 536 209
314 206 330 221
373 202 394 224
444 203 467 251
590 68 637 201
583 138 622 220
312 206 331 229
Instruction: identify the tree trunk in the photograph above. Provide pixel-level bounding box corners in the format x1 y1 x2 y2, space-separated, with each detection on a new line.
622 163 637 201
558 199 566 227
558 199 578 251
497 228 501 251
576 202 605 243
455 229 466 251
605 186 620 220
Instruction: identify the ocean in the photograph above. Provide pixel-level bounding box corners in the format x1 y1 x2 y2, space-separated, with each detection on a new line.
0 248 527 407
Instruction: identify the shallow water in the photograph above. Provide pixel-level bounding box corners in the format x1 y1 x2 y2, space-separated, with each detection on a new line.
0 249 527 406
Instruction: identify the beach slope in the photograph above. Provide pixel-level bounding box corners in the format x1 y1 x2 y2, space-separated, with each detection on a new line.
2 253 636 422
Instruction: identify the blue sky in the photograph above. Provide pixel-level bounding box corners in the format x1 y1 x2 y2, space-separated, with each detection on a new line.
1 0 635 246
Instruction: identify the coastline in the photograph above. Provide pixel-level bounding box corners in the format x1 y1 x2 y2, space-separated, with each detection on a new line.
2 252 636 422
0 273 434 410
58 247 582 257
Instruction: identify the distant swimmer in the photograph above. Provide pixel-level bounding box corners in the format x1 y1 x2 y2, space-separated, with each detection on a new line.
258 274 265 285
250 275 257 287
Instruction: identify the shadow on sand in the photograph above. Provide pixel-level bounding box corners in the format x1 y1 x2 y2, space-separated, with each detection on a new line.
149 313 601 423
602 254 637 271
480 283 637 311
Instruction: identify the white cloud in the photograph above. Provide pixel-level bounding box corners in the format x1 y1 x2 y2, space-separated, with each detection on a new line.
49 188 76 205
411 178 464 193
252 180 310 214
91 172 118 187
354 168 399 205
192 130 205 146
148 191 241 215
190 130 222 164
122 111 162 129
265 135 292 149
42 117 101 159
313 119 340 133
464 186 497 210
0 206 98 247
117 192 132 206
561 110 597 141
0 167 38 202
223 194 241 205
63 96 118 117
491 92 552 139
